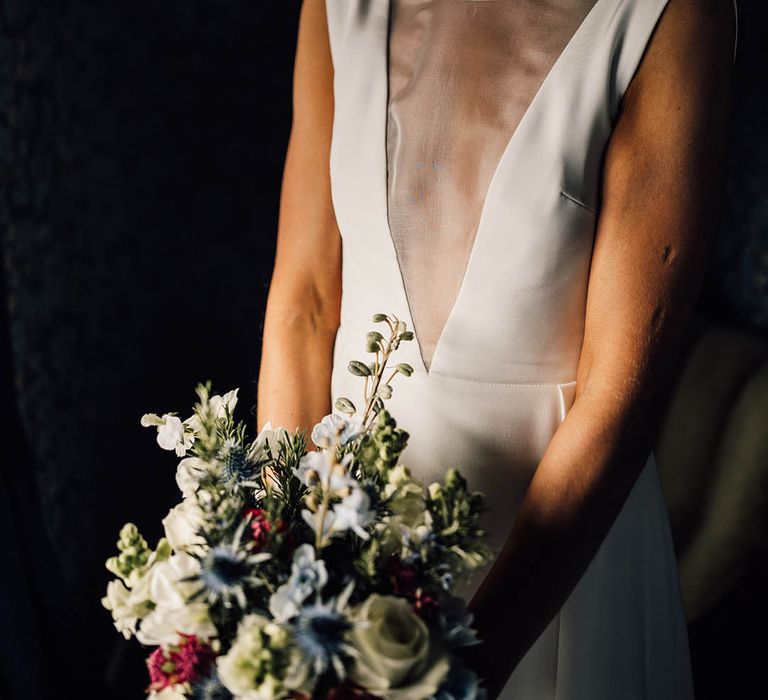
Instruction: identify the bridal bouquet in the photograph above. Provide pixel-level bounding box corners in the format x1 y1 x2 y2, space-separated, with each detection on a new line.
102 314 491 700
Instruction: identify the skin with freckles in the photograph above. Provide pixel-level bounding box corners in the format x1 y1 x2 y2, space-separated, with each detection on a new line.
258 0 735 695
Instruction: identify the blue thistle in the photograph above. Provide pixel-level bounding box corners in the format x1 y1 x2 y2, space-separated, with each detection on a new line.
189 669 233 700
289 600 353 680
218 438 259 484
431 663 486 700
198 519 269 608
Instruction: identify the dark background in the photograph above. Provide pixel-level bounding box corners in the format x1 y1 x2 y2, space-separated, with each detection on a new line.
0 1 765 699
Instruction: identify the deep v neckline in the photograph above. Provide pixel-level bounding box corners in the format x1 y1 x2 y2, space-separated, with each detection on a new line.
380 0 605 377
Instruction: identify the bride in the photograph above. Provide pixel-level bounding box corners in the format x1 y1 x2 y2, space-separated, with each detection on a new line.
256 0 736 697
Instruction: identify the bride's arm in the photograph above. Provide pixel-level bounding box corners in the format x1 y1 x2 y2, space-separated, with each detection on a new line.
257 0 341 435
466 0 735 695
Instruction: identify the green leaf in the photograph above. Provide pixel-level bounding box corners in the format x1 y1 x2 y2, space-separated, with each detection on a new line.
335 397 357 415
396 363 414 377
372 313 388 323
348 360 372 376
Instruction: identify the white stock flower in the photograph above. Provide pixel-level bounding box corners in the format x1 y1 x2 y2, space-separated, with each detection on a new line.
162 499 205 552
175 456 209 498
141 413 195 457
102 579 144 639
134 553 215 645
311 413 363 450
347 595 450 700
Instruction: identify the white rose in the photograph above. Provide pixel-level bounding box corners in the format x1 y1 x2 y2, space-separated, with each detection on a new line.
162 499 205 551
348 595 450 700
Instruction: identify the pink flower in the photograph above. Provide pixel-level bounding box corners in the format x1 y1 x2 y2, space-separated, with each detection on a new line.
146 634 215 691
244 508 290 551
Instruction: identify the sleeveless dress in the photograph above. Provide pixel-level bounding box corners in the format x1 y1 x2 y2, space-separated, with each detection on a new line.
324 1 738 697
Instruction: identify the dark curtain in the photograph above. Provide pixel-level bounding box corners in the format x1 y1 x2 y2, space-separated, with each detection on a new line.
0 1 300 697
0 1 765 698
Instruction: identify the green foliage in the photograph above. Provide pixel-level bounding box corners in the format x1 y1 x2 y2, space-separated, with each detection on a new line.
354 409 410 481
426 469 492 573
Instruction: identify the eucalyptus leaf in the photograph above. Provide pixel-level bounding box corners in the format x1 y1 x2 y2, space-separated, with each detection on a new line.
335 397 357 415
348 360 372 376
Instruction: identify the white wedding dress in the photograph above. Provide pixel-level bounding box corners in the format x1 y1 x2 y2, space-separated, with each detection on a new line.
324 1 738 697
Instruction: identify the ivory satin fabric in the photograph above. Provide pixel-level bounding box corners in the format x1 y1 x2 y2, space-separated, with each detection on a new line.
323 1 735 696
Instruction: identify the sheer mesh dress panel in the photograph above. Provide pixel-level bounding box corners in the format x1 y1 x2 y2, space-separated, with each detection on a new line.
386 0 598 370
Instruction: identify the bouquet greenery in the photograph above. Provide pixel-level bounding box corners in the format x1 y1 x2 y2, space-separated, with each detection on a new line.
102 314 491 700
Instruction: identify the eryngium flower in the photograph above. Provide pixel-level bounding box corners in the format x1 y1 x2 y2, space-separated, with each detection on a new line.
189 669 234 700
289 599 354 680
197 520 270 609
218 437 259 485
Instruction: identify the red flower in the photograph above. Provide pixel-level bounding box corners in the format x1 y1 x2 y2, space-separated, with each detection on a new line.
387 555 440 621
244 508 289 551
146 634 215 691
388 555 417 599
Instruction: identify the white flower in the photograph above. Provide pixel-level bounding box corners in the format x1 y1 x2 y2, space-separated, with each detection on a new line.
209 388 239 419
332 485 375 540
293 450 353 491
311 413 363 450
162 499 205 552
141 413 195 457
247 420 289 462
134 553 215 645
101 579 145 639
347 595 450 700
269 544 328 622
175 456 209 498
138 601 215 647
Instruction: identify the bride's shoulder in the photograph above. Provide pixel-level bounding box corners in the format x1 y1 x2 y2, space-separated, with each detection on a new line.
622 0 736 112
